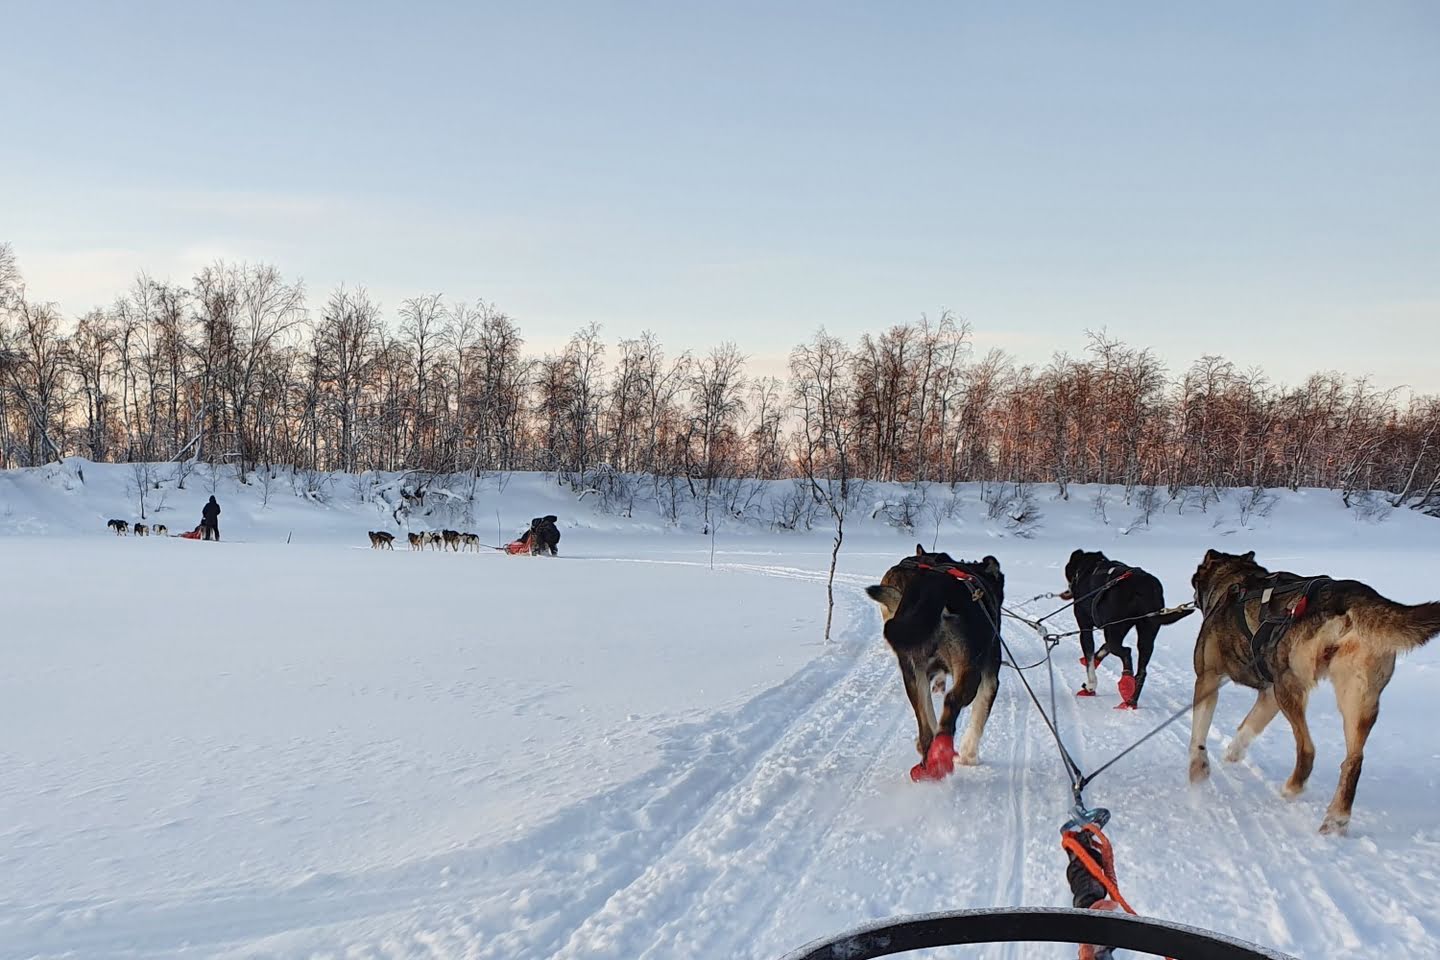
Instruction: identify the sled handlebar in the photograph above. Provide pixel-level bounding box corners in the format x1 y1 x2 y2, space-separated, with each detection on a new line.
776 908 1296 960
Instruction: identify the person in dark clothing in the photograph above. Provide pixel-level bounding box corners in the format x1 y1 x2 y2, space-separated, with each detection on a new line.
201 496 221 541
529 515 560 556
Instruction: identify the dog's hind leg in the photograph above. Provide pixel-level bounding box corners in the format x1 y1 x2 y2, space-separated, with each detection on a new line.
1274 680 1315 798
957 668 998 765
1078 625 1100 694
937 666 981 742
1321 653 1394 834
900 658 938 757
1224 687 1279 763
1103 624 1138 706
1125 621 1160 707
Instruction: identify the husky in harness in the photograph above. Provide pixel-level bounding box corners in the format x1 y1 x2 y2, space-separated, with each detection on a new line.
866 547 1005 781
1188 548 1440 834
1064 549 1195 709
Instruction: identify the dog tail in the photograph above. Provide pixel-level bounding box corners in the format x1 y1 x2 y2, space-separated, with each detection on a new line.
1154 606 1197 626
1355 598 1440 653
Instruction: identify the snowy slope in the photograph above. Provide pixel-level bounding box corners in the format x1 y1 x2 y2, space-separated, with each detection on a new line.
2 461 1439 959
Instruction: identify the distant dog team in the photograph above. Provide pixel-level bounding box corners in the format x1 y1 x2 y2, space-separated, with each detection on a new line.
382 520 557 554
106 519 165 537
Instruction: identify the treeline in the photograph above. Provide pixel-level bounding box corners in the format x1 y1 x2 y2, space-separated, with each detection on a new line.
3 241 1439 513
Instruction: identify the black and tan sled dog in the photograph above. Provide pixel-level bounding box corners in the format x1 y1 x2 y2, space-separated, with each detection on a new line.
867 546 1004 782
1064 549 1195 709
1188 548 1440 834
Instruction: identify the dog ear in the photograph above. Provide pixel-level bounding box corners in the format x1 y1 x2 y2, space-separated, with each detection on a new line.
981 555 1001 576
866 584 902 612
1242 550 1256 561
1069 548 1085 563
1204 548 1220 562
915 543 926 557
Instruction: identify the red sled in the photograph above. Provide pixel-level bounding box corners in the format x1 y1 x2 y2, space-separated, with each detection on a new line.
179 529 203 540
503 539 529 555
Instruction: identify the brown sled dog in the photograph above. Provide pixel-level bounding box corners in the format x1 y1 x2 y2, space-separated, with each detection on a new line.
1188 549 1440 834
407 532 424 550
866 545 1004 781
368 531 395 549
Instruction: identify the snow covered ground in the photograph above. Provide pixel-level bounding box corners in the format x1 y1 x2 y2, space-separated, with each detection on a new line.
3 461 1439 959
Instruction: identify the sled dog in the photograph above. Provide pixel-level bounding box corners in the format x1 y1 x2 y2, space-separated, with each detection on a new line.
1064 549 1194 708
866 546 1004 780
1188 548 1440 834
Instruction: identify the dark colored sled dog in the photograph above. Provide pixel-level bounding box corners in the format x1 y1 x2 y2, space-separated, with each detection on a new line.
1064 549 1194 708
1188 548 1440 834
867 546 1004 781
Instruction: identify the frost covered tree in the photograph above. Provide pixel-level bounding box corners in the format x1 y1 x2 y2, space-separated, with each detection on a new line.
790 329 858 641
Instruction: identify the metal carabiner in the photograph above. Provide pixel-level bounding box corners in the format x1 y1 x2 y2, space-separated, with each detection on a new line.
1062 805 1111 834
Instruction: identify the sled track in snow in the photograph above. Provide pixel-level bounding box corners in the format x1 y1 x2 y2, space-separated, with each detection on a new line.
350 558 892 960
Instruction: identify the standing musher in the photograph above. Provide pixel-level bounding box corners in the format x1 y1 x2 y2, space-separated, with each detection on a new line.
201 495 221 541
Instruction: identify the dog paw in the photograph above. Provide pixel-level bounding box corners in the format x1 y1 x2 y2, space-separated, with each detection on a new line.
1319 814 1350 836
1223 741 1246 763
1282 779 1307 799
910 734 956 782
1076 686 1097 698
1188 756 1211 783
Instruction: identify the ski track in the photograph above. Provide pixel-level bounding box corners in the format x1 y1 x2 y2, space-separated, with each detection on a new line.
12 558 1438 959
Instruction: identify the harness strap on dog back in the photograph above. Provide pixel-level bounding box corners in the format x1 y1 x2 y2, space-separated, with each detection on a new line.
1085 564 1137 623
902 557 1001 615
1231 576 1331 683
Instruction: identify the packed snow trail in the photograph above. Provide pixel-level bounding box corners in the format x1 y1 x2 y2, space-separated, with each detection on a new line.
229 555 1436 960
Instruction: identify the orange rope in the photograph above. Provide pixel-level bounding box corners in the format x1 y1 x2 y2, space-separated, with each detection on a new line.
1062 823 1136 915
1063 824 1175 960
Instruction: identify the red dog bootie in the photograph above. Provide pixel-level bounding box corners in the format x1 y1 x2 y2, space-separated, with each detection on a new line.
1116 673 1138 709
1076 686 1097 698
910 733 956 782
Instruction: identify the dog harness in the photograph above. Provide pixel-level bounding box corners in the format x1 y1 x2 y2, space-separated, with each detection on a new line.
900 556 1002 618
1230 575 1331 683
1075 563 1137 625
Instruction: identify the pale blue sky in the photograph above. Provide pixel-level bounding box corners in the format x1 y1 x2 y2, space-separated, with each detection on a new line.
3 2 1437 388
